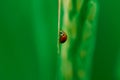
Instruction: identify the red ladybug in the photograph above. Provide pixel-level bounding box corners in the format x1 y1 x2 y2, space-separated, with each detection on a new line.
59 31 67 43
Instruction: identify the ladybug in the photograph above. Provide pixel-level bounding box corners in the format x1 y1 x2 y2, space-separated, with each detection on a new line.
59 31 67 43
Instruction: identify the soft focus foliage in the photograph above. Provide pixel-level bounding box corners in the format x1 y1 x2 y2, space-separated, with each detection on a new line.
0 0 120 80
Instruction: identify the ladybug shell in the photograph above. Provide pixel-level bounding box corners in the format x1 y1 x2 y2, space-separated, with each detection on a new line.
60 31 67 43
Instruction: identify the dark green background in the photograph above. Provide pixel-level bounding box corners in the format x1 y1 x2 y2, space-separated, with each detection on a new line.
0 0 120 80
0 0 57 80
92 0 120 80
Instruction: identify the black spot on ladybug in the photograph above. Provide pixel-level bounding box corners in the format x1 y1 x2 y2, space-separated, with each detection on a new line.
59 31 67 43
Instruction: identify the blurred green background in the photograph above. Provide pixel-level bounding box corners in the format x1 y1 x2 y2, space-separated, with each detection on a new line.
0 0 57 80
91 0 120 80
0 0 120 80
